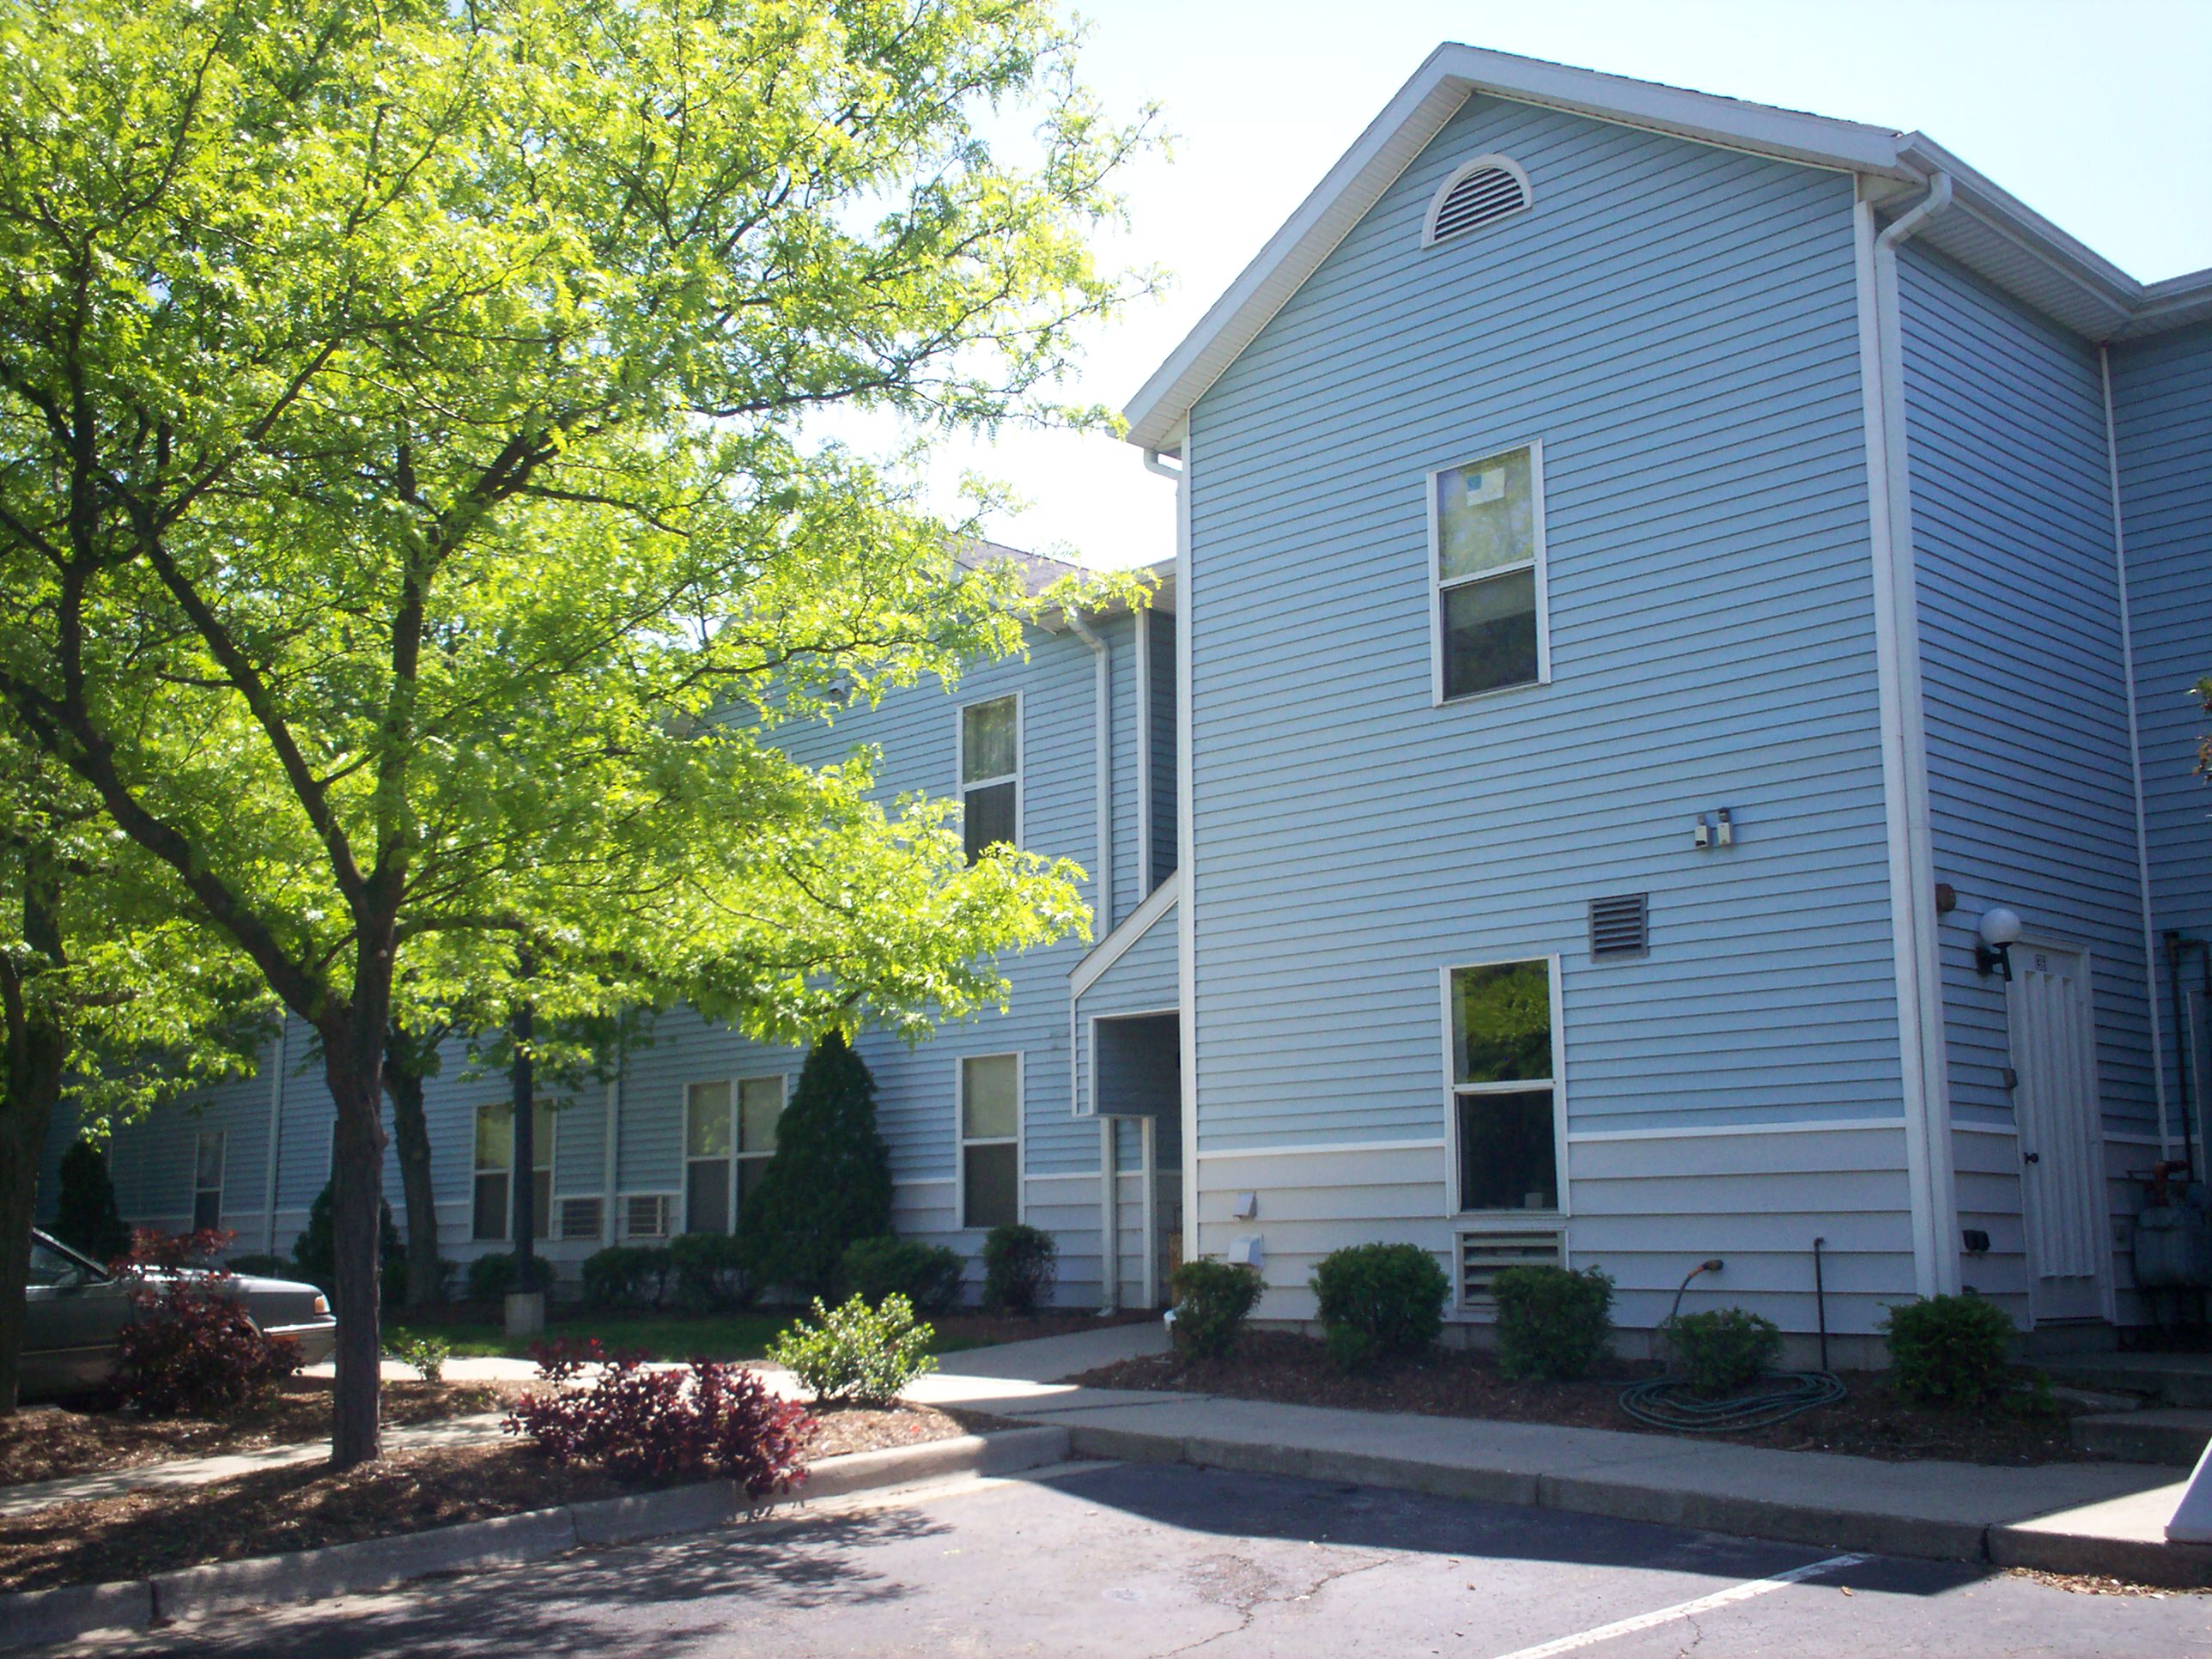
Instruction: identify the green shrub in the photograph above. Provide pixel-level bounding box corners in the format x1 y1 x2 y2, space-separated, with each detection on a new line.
1667 1307 1782 1395
1882 1293 2014 1407
981 1224 1058 1314
1170 1261 1264 1362
737 1032 894 1300
842 1237 966 1315
465 1249 556 1302
386 1334 451 1384
1310 1243 1450 1372
768 1293 938 1406
54 1138 132 1265
1492 1264 1614 1382
581 1244 672 1310
291 1181 406 1309
668 1231 750 1312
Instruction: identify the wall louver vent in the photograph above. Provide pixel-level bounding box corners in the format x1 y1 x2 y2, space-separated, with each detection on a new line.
558 1195 604 1242
1459 1228 1565 1308
1589 892 1650 959
623 1193 674 1240
1425 158 1530 246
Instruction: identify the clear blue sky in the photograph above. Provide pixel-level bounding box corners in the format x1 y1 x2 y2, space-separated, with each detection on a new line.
915 0 2212 570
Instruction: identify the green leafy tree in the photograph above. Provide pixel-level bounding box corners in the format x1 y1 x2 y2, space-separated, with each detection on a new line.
52 1139 131 1266
739 1033 895 1300
0 0 1149 1463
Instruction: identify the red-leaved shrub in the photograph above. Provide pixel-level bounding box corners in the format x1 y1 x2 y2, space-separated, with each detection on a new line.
503 1341 813 1495
113 1279 302 1417
114 1226 235 1274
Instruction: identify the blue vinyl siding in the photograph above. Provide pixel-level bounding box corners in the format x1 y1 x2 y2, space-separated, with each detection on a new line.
1148 610 1178 886
2111 322 2212 1120
1899 243 2158 1139
1186 95 1900 1159
1073 899 1180 1117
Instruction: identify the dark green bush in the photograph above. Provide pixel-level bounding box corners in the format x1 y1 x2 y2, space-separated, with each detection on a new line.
1667 1307 1782 1395
737 1032 894 1300
465 1249 556 1302
668 1231 750 1312
1310 1243 1449 1372
1882 1293 2014 1407
581 1244 672 1310
842 1237 966 1315
54 1138 132 1265
981 1224 1057 1315
291 1181 406 1309
1170 1260 1264 1362
1492 1264 1614 1382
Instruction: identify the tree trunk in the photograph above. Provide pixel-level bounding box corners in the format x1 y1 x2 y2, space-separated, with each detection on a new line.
0 1013 65 1418
510 999 535 1281
320 1036 388 1469
385 1063 443 1308
0 849 69 1416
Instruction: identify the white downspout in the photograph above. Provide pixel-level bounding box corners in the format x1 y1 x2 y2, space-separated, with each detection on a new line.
2102 344 2171 1160
261 1017 288 1255
1066 610 1115 932
1858 171 1958 1298
1144 440 1196 1273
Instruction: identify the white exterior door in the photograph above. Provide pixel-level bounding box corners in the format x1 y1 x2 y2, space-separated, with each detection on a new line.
2007 945 2108 1324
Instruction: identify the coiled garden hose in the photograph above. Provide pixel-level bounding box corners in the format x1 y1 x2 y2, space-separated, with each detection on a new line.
1618 1370 1848 1432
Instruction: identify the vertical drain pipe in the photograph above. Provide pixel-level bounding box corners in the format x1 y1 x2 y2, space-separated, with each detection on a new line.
1066 610 1114 931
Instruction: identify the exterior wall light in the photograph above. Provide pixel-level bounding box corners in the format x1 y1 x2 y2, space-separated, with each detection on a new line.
1976 907 2023 981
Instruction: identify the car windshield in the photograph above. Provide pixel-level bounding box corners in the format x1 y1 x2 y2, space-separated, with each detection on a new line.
28 1234 105 1288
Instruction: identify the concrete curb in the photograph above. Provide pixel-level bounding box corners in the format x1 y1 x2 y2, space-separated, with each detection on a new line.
1061 1423 2212 1588
0 1425 1073 1653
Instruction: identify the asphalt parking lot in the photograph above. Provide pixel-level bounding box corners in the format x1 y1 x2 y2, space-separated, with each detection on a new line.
58 1458 2212 1658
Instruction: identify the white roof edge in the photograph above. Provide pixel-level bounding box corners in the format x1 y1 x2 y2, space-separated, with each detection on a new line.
1125 45 2210 450
1069 868 1181 999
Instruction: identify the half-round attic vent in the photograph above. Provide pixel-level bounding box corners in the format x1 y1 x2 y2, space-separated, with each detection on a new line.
1424 155 1531 247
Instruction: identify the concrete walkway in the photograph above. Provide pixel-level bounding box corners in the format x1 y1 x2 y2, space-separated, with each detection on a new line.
15 1319 2209 1582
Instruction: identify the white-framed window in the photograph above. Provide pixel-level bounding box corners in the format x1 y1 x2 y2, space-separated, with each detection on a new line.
1423 153 1532 247
957 1053 1022 1231
1429 441 1548 703
1442 957 1566 1216
958 693 1021 863
684 1080 735 1235
472 1099 553 1243
192 1129 225 1232
738 1075 785 1210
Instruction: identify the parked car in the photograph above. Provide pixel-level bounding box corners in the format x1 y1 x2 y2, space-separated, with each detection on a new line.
22 1228 337 1398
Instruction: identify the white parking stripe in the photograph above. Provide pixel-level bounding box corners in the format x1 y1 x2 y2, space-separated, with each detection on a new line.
1487 1553 1867 1659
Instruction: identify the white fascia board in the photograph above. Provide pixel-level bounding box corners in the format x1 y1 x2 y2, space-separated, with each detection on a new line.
1069 868 1182 1000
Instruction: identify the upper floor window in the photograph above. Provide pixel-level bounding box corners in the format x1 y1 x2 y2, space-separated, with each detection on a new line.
959 695 1019 863
1447 958 1562 1214
1431 442 1548 702
1424 155 1531 247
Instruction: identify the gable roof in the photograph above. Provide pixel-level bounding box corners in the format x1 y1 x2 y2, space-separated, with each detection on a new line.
1123 43 2212 454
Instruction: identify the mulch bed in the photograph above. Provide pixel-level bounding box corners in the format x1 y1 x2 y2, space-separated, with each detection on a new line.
0 1378 524 1487
1075 1331 2090 1466
0 1400 994 1592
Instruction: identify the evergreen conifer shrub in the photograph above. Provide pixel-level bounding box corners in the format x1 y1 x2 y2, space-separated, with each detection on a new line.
53 1139 132 1264
737 1032 894 1299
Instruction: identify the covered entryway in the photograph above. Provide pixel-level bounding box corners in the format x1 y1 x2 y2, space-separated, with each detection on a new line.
1094 1011 1182 1309
2007 942 2110 1324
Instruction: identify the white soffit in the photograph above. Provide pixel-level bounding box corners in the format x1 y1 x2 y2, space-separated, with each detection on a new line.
1124 44 2212 452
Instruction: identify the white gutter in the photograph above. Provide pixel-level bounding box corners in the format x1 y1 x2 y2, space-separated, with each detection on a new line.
1066 610 1115 933
261 1017 288 1254
2102 344 2171 1160
1856 172 1959 1299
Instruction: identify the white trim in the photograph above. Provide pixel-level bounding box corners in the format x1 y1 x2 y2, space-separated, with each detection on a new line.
1135 607 1153 892
1097 1117 1118 1313
1855 185 1956 1299
1121 44 2208 453
1165 424 1200 1270
1953 1119 2021 1137
1567 1116 1909 1144
1083 1005 1181 1123
2101 343 2171 1164
1440 955 1570 1221
895 1176 957 1188
1069 870 1183 1000
1140 1114 1161 1309
1022 1170 1099 1184
955 688 1024 853
1421 152 1531 248
1195 1137 1449 1160
954 1051 1025 1231
1427 438 1550 706
2106 1132 2170 1148
600 1049 621 1246
1065 610 1114 927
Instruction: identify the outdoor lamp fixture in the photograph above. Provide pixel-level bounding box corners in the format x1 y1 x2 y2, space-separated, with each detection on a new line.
1976 907 2023 981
